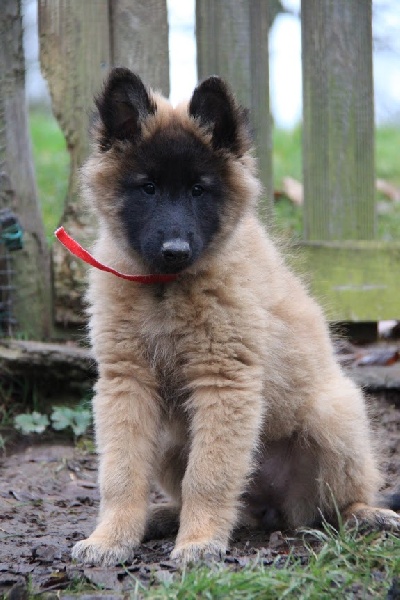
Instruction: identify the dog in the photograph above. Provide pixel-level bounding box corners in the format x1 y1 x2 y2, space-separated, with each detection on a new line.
71 68 400 566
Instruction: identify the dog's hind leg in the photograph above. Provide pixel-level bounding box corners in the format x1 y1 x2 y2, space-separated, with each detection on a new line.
295 376 400 533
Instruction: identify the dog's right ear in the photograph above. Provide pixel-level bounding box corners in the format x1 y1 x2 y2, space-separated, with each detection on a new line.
94 68 156 150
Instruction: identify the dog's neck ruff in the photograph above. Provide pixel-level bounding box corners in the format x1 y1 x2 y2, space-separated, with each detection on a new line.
55 227 178 284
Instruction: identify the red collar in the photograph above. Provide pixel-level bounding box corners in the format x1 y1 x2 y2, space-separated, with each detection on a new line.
55 227 178 284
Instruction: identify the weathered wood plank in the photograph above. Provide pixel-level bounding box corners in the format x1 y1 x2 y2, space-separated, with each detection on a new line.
0 0 51 339
301 0 375 241
110 0 169 96
295 242 400 321
38 0 111 327
196 0 273 219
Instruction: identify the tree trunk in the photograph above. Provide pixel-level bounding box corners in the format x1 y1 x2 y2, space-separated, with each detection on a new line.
39 0 170 327
0 0 51 339
38 0 111 327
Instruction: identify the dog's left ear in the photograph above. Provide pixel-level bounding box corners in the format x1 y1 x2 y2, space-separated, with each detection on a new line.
189 76 252 156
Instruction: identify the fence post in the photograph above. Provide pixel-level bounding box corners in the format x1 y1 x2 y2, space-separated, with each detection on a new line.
196 0 273 218
0 0 51 339
110 0 169 97
39 0 111 327
301 0 375 241
297 0 400 322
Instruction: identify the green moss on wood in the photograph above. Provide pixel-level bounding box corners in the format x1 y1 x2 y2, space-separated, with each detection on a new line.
293 241 400 321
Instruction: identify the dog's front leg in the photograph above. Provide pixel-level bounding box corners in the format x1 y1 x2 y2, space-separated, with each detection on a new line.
72 373 160 566
171 366 263 562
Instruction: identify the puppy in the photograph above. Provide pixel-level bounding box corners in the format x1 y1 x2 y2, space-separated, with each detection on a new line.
72 68 400 565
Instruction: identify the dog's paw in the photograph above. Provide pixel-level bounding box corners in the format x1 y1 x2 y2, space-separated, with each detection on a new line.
170 540 226 563
371 508 400 531
344 504 400 533
72 535 137 566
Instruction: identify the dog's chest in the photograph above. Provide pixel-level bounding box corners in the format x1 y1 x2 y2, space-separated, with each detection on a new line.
142 325 187 409
138 285 214 408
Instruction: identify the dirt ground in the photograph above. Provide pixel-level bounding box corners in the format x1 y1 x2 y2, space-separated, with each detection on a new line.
0 391 399 598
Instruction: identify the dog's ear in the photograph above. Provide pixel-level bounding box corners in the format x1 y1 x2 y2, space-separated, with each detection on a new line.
189 76 252 156
94 68 155 149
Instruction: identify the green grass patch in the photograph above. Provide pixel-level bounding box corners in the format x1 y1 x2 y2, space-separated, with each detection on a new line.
29 109 69 242
377 203 400 241
376 126 400 185
375 126 400 240
272 125 400 190
135 529 400 599
58 527 400 598
273 126 303 189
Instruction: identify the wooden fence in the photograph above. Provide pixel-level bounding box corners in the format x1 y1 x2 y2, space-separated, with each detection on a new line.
1 0 399 339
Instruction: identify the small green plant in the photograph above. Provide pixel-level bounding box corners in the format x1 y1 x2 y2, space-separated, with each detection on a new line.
14 406 91 438
14 411 49 434
51 406 92 437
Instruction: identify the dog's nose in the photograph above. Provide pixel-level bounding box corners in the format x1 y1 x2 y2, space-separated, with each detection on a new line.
161 239 191 265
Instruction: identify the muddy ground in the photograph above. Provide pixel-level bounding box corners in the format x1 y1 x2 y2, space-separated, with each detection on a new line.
0 391 399 598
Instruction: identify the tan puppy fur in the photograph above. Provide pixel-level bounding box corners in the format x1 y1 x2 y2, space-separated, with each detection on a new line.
72 69 400 566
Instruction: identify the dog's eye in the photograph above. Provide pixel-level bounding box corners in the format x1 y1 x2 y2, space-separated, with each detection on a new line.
192 184 204 197
142 183 156 195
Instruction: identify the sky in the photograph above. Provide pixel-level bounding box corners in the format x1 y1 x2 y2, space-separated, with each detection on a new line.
24 0 400 129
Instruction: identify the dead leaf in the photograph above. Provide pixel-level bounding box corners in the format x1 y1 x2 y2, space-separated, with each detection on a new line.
31 544 62 563
268 531 287 550
376 179 400 202
9 490 40 503
153 569 174 584
282 177 303 206
83 567 124 590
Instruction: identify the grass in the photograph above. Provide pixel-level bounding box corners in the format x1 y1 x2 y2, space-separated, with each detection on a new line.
29 109 400 243
272 125 400 190
273 126 303 190
29 109 69 243
374 126 400 241
375 126 400 186
56 526 400 599
144 530 400 599
148 530 400 600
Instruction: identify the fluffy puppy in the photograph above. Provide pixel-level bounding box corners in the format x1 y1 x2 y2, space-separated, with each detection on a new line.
72 68 400 565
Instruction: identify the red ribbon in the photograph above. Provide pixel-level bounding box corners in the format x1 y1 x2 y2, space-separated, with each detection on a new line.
54 227 178 284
